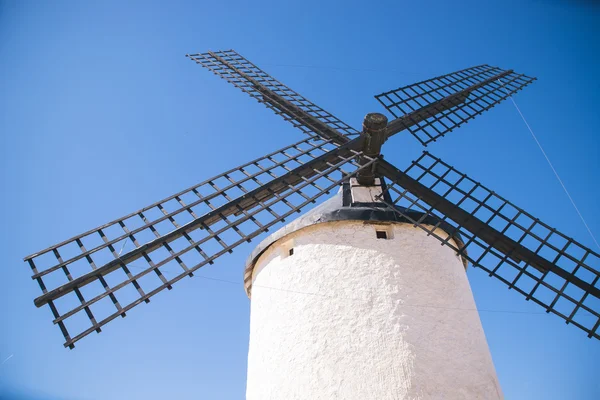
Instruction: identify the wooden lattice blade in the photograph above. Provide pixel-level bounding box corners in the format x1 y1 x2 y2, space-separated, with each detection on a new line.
187 50 358 144
24 136 371 348
376 156 600 339
376 65 536 146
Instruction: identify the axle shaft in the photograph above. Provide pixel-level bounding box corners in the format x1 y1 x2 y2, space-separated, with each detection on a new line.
356 113 388 185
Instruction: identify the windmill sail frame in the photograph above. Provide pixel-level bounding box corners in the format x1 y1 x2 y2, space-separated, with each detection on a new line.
24 49 599 349
376 155 600 339
25 134 372 348
375 64 536 145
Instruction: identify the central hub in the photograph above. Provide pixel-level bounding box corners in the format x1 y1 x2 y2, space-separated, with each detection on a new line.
356 112 388 185
363 112 388 134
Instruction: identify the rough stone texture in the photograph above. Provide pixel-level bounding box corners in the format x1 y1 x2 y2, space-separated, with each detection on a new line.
246 221 502 400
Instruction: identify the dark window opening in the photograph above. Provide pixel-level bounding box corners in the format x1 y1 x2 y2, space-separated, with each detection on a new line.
376 230 388 239
289 248 294 256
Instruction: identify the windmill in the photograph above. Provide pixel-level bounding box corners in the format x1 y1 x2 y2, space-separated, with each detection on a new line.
23 50 599 398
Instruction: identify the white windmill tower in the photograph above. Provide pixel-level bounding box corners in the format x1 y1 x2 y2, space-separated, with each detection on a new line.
23 50 600 399
243 178 501 399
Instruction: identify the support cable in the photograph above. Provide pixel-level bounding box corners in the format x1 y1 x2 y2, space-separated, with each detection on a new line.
145 266 594 317
499 80 600 251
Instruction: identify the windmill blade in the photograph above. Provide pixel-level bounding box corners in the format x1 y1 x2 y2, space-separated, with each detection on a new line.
187 50 358 145
375 155 600 339
24 135 373 348
376 65 536 145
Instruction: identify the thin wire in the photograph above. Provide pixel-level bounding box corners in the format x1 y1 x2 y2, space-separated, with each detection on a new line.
499 80 600 251
117 237 129 256
262 63 430 75
121 265 593 316
177 270 594 317
1 354 13 365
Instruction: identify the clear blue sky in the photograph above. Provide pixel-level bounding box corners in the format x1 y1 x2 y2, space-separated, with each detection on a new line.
1 1 599 399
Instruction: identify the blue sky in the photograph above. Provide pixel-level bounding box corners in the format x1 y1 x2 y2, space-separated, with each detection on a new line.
1 0 599 399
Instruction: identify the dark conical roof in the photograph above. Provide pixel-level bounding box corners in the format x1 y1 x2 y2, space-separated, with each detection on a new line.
243 186 468 297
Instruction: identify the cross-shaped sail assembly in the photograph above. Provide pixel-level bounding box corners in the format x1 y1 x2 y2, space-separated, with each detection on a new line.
23 50 599 349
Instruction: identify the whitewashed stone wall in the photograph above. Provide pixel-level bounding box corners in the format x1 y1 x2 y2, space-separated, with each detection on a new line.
246 221 502 400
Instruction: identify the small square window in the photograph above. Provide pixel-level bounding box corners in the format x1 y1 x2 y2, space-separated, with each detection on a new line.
281 239 295 259
376 230 388 240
